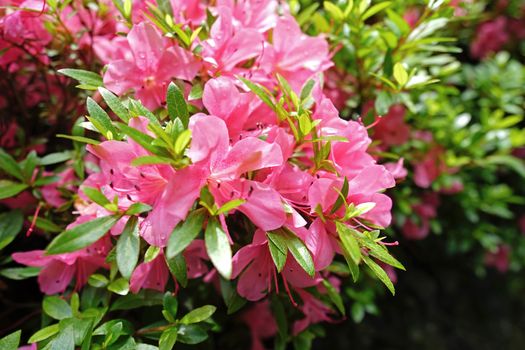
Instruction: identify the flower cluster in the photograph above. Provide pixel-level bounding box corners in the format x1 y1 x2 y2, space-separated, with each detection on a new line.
0 1 404 348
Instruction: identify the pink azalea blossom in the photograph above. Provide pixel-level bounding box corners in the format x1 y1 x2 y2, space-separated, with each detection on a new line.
484 245 510 273
104 22 200 109
130 251 169 293
293 289 336 335
12 236 111 294
240 300 278 350
470 17 510 59
373 105 410 147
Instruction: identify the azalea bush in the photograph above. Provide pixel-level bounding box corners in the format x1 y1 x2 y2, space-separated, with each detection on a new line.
0 0 524 349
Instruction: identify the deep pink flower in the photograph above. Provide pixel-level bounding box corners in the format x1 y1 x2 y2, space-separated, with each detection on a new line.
470 17 510 59
12 236 111 295
202 6 264 76
413 145 448 188
293 289 336 335
240 300 278 350
104 22 200 109
232 230 319 301
373 105 410 147
149 113 284 244
263 15 331 90
485 245 510 273
130 251 169 293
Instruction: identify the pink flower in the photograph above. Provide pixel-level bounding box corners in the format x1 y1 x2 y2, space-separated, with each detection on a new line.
263 15 331 90
402 192 439 240
470 17 510 59
485 245 510 273
293 289 336 335
216 0 279 32
12 236 111 294
130 251 169 293
240 300 278 350
104 22 200 109
41 168 76 208
0 120 17 148
413 146 448 188
149 114 284 244
384 158 408 180
232 230 319 301
373 105 410 147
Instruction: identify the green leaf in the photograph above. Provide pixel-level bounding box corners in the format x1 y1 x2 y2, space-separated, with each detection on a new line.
374 90 395 115
99 87 129 123
180 305 216 324
40 152 71 166
216 199 246 215
116 217 140 279
27 216 62 233
330 177 348 214
266 231 288 272
484 155 525 178
393 62 408 86
108 278 130 295
116 122 162 156
174 129 192 155
300 79 316 102
125 202 153 215
144 245 161 263
21 151 38 181
57 134 100 145
360 236 405 270
0 149 23 180
87 97 118 139
177 324 208 345
361 1 391 20
163 293 179 321
50 324 75 350
237 76 275 110
159 327 178 350
58 68 103 88
336 222 362 264
167 82 189 127
324 1 344 21
43 296 73 320
82 187 111 207
0 267 40 280
322 279 345 315
0 180 28 200
282 230 315 277
47 215 120 254
166 209 205 259
0 330 21 350
188 82 203 100
362 255 395 295
219 278 247 314
204 218 232 279
29 324 60 343
88 273 109 288
166 253 188 288
0 210 23 250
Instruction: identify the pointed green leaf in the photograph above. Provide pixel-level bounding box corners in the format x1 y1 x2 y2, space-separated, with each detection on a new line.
159 327 178 350
180 305 216 324
282 230 315 277
0 149 23 180
166 209 205 259
0 181 28 200
116 216 140 279
58 69 103 88
167 82 189 127
87 97 118 139
43 296 72 320
336 222 362 264
0 210 23 250
166 253 188 288
0 330 21 350
363 255 395 295
47 215 120 254
99 87 129 123
204 218 232 279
